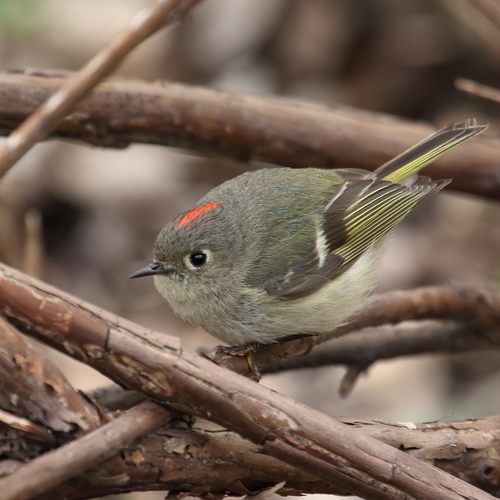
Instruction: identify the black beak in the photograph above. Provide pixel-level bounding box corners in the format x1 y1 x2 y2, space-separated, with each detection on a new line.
129 262 171 279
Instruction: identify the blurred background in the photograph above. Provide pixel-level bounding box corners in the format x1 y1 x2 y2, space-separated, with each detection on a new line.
1 1 500 498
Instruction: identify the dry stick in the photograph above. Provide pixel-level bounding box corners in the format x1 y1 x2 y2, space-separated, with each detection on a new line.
265 322 494 397
221 285 500 378
0 74 499 200
5 339 479 500
23 207 44 278
1 399 174 500
0 0 203 179
266 322 495 375
0 263 493 500
0 356 497 500
0 409 56 445
456 78 500 105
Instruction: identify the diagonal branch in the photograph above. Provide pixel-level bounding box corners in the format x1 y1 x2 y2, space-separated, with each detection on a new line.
0 72 498 199
0 262 494 500
0 0 203 178
0 329 497 500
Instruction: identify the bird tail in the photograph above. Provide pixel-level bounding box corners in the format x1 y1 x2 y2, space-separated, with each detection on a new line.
372 118 487 184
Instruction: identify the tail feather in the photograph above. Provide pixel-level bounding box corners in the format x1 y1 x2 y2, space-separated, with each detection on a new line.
372 118 487 184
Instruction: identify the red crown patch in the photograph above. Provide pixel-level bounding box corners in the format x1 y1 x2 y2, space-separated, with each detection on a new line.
178 202 220 228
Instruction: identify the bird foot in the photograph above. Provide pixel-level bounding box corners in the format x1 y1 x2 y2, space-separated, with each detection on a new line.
211 344 262 381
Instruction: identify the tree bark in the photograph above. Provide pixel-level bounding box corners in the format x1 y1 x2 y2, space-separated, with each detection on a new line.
0 71 498 199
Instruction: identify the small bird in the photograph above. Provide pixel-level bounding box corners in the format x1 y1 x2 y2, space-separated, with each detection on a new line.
130 119 486 349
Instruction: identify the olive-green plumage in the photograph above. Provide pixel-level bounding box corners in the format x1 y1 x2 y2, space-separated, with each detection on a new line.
130 119 487 346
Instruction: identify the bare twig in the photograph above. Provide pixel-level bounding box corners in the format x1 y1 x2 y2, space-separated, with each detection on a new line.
456 78 500 105
0 0 203 179
0 409 55 445
266 322 493 376
339 365 366 398
0 72 498 199
0 399 174 500
266 322 496 397
23 207 44 278
245 482 287 500
0 263 493 500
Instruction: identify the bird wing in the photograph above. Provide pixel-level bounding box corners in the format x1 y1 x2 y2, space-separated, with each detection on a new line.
264 175 449 300
263 118 487 301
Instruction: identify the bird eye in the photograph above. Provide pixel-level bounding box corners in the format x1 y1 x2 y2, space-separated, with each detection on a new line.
188 251 208 268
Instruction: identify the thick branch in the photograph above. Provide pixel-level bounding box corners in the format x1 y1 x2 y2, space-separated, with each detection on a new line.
0 72 498 199
0 316 176 500
0 344 497 500
0 0 203 178
0 263 494 500
15 416 500 499
0 315 101 437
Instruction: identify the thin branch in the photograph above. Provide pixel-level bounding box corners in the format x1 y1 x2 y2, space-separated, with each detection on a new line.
265 322 497 397
0 0 203 179
0 263 493 500
456 78 500 105
23 208 44 279
0 72 498 199
1 399 174 500
0 409 55 445
266 322 494 375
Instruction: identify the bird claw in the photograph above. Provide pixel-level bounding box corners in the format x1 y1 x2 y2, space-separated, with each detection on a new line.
211 344 262 381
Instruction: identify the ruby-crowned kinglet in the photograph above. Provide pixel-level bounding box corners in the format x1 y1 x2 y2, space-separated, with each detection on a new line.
130 119 486 347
